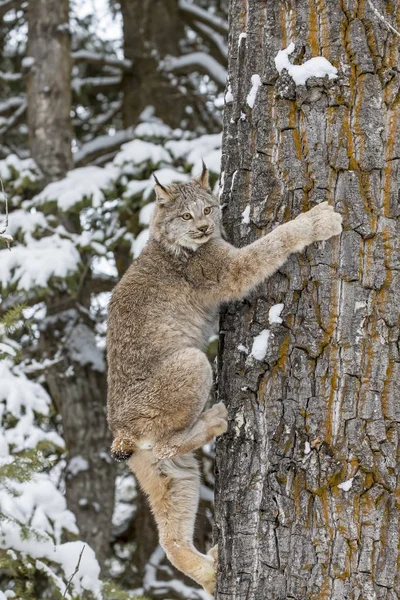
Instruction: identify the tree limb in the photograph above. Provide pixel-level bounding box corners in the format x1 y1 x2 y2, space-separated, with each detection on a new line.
189 20 227 65
72 50 132 71
178 0 228 35
0 100 26 138
163 52 227 88
72 76 122 95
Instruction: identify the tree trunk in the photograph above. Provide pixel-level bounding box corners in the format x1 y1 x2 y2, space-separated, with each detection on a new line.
26 0 116 570
216 2 400 599
120 0 188 129
38 301 116 571
26 0 73 183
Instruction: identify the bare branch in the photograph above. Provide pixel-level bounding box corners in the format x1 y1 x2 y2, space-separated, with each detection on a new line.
178 0 228 35
367 0 400 37
63 545 85 598
72 50 132 71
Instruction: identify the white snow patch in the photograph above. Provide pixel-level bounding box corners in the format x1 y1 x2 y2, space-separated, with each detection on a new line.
0 234 80 291
33 166 117 211
113 139 171 169
250 329 270 361
338 478 354 491
241 204 251 224
237 344 249 354
22 56 35 68
246 74 261 108
274 43 338 86
139 202 156 226
133 229 150 258
67 456 89 476
355 301 367 311
268 303 284 324
225 84 233 104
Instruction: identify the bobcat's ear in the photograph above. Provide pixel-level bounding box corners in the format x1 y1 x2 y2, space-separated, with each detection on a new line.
153 173 173 205
196 159 210 191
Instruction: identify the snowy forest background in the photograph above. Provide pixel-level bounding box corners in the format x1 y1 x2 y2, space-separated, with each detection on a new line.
0 0 227 598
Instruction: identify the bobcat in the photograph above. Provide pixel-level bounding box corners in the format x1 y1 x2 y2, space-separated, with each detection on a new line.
106 165 342 594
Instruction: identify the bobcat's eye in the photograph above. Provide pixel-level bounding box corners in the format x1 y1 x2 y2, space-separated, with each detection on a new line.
182 213 192 220
203 206 212 216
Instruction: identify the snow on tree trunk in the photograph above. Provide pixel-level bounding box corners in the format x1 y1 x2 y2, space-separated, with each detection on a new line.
26 0 73 182
215 2 400 599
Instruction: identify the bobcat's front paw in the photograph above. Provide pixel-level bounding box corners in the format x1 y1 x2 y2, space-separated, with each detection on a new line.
299 201 342 243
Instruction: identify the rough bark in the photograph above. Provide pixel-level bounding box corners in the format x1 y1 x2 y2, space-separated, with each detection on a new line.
26 0 73 183
216 2 400 599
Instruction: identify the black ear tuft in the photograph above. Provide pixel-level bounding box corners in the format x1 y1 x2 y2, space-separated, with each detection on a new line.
152 173 173 204
196 159 210 190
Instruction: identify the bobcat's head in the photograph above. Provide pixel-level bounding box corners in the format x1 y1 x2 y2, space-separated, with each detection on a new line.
150 163 221 254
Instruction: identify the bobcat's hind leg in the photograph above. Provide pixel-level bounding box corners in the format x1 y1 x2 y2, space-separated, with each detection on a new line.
154 401 228 459
129 450 217 594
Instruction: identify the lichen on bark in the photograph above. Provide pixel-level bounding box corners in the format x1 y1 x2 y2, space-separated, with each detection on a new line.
215 2 400 599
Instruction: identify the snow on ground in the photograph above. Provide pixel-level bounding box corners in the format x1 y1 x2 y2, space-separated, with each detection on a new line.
275 43 338 85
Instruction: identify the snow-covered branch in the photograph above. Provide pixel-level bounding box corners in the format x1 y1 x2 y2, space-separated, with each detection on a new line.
0 96 25 115
73 128 134 166
72 76 122 94
72 50 132 71
0 0 23 19
163 52 227 88
0 100 26 136
0 71 22 83
191 21 228 64
178 0 228 35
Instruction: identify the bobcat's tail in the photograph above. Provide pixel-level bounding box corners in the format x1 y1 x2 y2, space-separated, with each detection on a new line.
110 434 136 462
128 449 216 594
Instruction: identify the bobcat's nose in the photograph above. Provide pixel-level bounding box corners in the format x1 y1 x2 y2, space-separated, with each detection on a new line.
197 225 208 233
